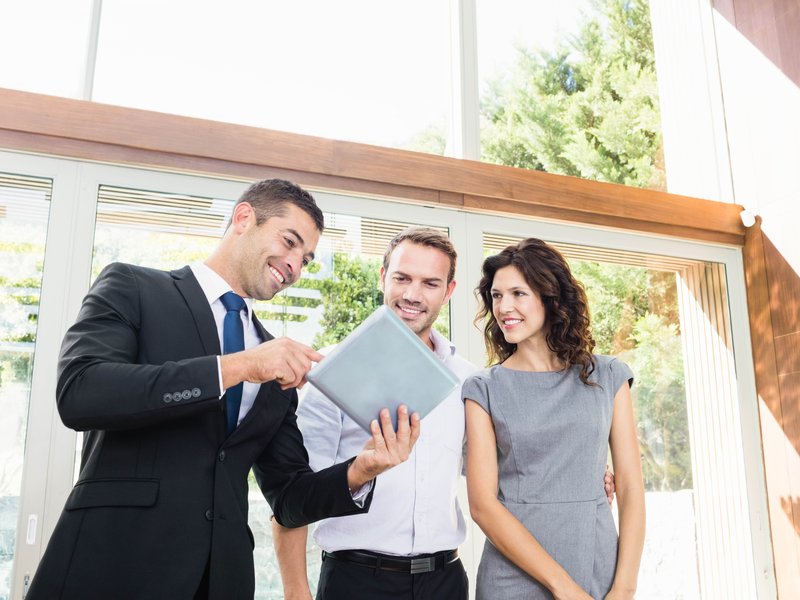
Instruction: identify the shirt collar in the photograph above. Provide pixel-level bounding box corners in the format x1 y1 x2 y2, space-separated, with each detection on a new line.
428 327 456 360
190 261 255 320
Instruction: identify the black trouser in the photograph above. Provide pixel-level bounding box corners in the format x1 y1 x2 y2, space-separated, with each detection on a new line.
317 550 469 600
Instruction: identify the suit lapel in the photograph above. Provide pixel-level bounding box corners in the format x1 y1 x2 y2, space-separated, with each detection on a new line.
171 266 221 356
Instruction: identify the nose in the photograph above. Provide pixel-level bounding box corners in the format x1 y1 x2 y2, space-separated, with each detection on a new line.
496 294 514 313
284 253 303 284
402 282 423 303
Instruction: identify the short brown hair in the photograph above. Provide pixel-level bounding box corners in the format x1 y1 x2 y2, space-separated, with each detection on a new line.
383 227 457 283
228 178 324 231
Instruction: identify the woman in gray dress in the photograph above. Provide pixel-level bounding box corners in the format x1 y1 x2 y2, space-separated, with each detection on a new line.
463 238 645 600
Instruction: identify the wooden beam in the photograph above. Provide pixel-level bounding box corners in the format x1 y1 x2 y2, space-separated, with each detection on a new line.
0 87 745 245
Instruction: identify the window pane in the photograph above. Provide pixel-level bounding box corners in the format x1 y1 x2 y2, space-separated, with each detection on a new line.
0 173 52 600
482 234 700 599
477 0 666 190
0 0 94 98
87 184 449 597
93 0 451 153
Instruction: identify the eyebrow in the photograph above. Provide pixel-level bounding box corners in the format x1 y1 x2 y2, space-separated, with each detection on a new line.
491 286 527 293
393 270 445 283
285 227 315 262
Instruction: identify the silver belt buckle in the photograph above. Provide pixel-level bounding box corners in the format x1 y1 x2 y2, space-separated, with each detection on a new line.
410 556 435 574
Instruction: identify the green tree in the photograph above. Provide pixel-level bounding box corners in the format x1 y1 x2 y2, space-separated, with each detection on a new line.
623 313 690 490
572 259 690 491
481 0 665 190
312 254 384 350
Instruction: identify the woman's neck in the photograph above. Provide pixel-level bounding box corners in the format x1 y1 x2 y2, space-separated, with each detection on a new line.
503 338 564 372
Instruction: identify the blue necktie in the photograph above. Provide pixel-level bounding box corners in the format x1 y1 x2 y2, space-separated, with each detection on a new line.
220 291 246 434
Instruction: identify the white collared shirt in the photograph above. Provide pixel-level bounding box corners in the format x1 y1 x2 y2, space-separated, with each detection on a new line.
296 328 477 555
190 262 261 427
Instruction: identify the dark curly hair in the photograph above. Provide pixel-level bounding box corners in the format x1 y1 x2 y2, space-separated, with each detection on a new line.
475 238 597 385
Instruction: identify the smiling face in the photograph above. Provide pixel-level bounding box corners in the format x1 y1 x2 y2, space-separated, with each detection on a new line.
232 202 320 301
491 265 548 346
380 241 456 345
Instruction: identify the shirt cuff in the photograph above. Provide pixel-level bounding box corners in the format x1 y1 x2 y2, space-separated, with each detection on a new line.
216 355 224 396
350 479 374 508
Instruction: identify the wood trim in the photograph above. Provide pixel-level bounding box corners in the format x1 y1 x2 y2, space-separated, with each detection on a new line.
0 86 745 245
743 218 783 420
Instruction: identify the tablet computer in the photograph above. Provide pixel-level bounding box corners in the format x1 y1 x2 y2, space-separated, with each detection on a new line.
306 305 459 432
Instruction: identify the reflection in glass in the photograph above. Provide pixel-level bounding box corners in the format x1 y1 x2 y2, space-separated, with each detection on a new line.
0 174 52 600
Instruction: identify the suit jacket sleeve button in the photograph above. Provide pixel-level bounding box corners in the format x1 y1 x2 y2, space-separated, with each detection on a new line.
163 394 172 403
205 509 214 521
192 387 201 397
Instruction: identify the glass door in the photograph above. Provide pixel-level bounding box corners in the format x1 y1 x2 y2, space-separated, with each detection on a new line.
0 173 52 600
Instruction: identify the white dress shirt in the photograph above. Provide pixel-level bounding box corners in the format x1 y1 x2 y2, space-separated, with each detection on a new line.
297 328 477 556
190 262 261 427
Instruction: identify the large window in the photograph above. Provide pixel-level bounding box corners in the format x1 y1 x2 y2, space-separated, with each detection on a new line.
90 1 451 152
0 173 52 600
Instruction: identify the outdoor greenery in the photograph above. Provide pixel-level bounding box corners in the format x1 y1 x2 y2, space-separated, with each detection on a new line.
573 262 690 491
481 0 665 190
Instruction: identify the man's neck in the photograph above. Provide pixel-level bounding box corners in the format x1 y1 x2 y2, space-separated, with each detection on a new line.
417 328 435 352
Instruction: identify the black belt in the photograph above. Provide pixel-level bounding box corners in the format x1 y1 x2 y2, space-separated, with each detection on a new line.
322 549 459 574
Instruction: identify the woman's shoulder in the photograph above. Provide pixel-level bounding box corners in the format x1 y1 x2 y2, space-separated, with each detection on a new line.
591 354 634 388
592 353 630 368
463 366 497 386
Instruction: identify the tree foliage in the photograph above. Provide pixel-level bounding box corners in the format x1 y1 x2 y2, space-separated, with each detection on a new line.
481 0 665 190
573 261 690 490
311 254 384 350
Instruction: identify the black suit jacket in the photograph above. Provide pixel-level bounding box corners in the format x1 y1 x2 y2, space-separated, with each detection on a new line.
28 263 371 600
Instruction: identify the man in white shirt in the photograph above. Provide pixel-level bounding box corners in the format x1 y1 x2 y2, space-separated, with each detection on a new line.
273 227 476 599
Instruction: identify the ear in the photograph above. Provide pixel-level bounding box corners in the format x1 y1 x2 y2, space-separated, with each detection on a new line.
442 279 457 305
230 202 255 233
379 266 386 292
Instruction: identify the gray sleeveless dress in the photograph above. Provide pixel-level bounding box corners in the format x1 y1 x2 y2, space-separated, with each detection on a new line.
462 355 633 600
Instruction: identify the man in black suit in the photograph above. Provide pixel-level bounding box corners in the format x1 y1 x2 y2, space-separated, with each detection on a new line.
27 178 420 600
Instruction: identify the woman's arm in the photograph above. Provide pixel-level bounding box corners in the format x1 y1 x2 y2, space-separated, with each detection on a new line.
465 400 592 600
605 384 646 600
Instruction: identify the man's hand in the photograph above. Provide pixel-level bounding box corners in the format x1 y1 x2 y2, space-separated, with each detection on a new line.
604 465 616 505
221 337 324 390
347 405 421 491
